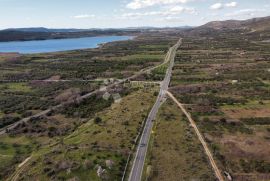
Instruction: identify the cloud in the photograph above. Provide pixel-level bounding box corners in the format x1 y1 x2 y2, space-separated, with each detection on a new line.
72 14 95 19
126 0 193 9
122 6 196 19
169 6 196 14
156 16 183 22
210 2 237 10
210 3 223 10
164 16 182 20
225 2 237 7
225 9 266 17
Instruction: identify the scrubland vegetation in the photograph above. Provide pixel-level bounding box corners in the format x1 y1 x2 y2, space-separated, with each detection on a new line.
0 34 177 130
1 16 270 181
0 33 178 180
143 100 215 181
3 89 156 181
170 28 270 180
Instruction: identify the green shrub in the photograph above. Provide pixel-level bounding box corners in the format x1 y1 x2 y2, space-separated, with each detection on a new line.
94 117 102 124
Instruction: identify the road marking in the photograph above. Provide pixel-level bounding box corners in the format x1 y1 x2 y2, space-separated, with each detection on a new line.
166 91 224 181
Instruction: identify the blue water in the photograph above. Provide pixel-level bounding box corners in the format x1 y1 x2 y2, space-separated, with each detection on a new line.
0 36 133 54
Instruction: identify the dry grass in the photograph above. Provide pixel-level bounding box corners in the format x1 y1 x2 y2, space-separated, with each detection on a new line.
146 100 215 181
222 106 270 119
213 126 270 162
12 89 157 181
64 89 157 149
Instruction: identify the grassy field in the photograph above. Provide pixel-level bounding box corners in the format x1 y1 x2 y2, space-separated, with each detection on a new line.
0 88 157 180
0 135 35 179
143 100 215 181
0 82 32 92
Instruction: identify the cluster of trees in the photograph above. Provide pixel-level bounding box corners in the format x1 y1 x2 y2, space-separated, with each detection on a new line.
200 117 253 134
61 95 113 118
0 96 53 114
179 93 247 106
0 116 20 129
0 94 54 128
241 117 270 125
240 159 270 173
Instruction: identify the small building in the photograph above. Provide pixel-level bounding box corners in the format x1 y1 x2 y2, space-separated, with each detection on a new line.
112 93 122 103
102 92 111 100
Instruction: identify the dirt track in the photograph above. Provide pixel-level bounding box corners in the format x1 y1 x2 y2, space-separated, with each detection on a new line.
167 91 225 181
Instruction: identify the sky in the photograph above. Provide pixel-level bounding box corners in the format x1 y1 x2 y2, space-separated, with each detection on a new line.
0 0 270 29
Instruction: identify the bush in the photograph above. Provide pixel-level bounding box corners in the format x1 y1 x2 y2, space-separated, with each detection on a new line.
122 121 129 126
83 159 93 169
94 117 102 124
241 117 270 125
0 116 20 128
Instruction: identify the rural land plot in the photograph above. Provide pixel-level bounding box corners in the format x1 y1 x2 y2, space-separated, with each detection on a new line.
143 100 215 181
0 34 176 130
2 88 157 181
170 33 270 180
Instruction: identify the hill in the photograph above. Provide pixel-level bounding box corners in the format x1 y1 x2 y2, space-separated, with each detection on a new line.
2 27 90 33
199 16 270 31
0 29 139 42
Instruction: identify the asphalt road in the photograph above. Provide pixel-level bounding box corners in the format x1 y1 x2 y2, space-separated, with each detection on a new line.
128 38 182 181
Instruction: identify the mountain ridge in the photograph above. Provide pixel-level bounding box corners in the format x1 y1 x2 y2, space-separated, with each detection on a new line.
198 16 270 31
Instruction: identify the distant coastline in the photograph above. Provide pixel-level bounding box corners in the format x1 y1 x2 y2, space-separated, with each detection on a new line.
0 36 134 54
0 28 140 42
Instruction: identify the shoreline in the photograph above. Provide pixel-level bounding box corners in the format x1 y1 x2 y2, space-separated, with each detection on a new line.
0 35 135 55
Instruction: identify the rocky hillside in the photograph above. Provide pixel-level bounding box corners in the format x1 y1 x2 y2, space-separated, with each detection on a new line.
199 16 270 31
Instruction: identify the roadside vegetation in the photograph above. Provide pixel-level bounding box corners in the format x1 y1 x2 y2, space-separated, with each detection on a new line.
143 100 215 181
